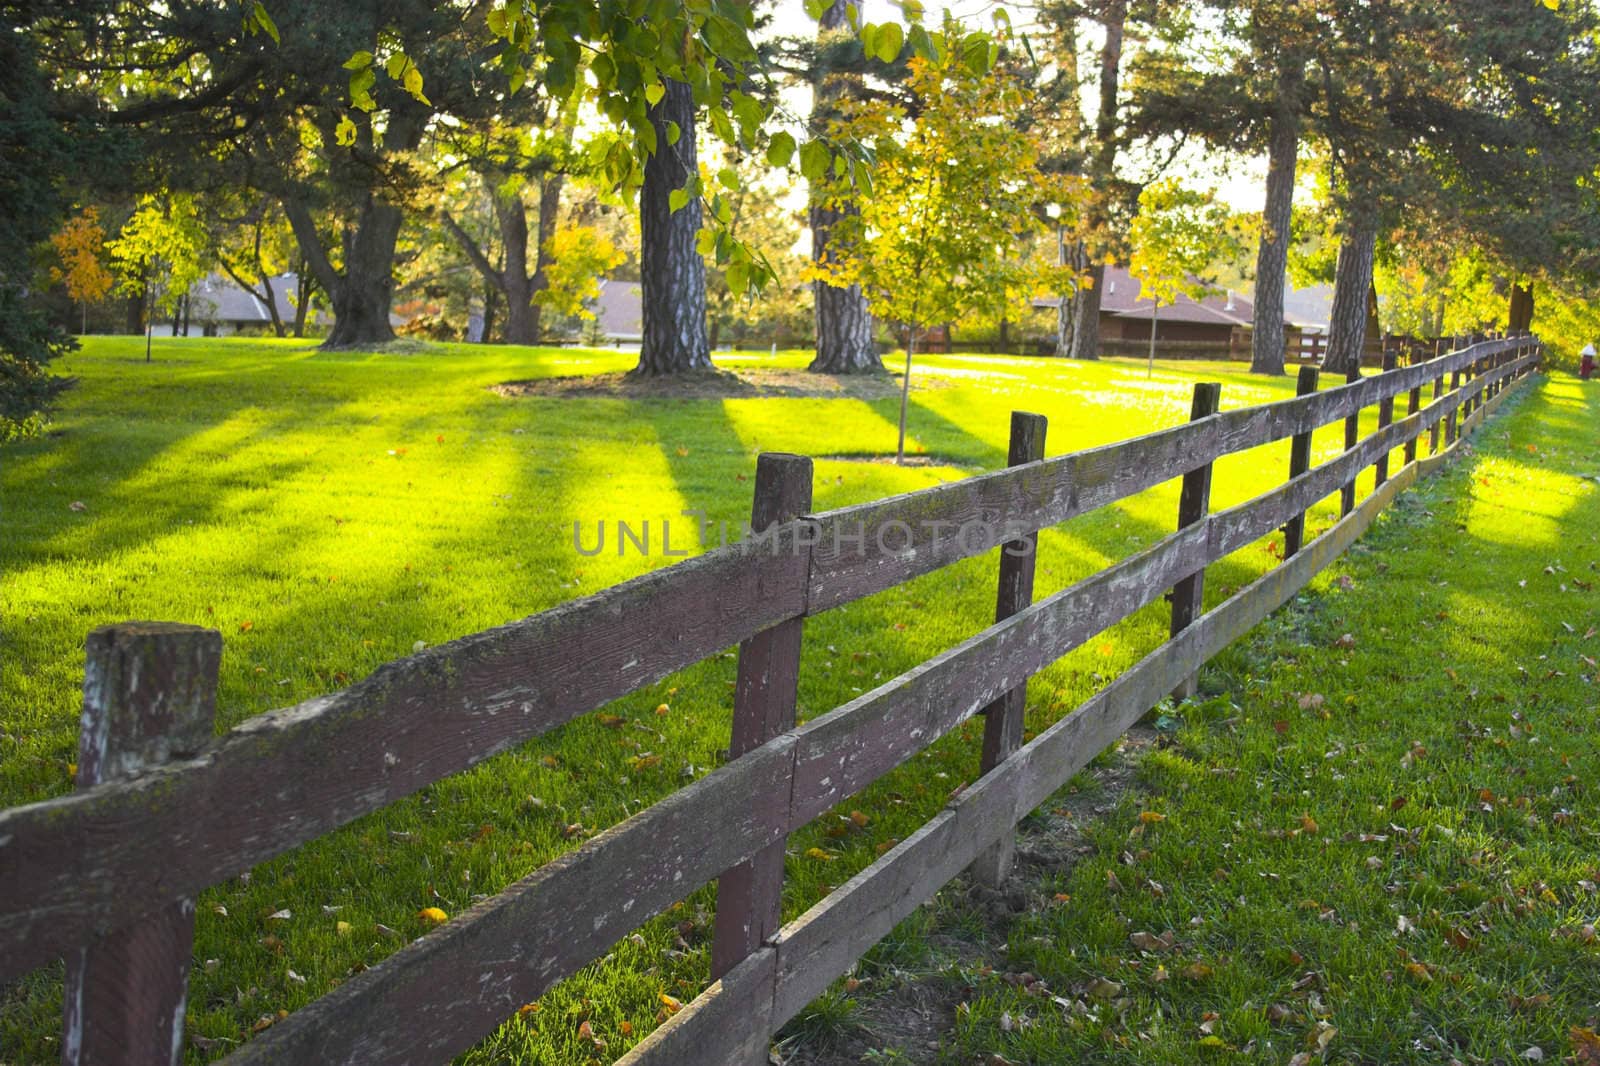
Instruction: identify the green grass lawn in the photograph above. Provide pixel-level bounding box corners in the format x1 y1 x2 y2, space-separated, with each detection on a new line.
0 336 1568 1062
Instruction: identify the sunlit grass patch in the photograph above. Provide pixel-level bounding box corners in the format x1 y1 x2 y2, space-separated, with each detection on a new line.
1 336 1569 1062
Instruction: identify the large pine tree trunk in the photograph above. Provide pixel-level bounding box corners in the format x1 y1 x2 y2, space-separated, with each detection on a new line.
1323 211 1378 375
635 79 710 375
1251 61 1303 376
1067 0 1125 362
810 271 878 372
808 0 879 374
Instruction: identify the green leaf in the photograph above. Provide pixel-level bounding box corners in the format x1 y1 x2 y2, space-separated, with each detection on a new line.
766 131 796 168
717 167 739 191
385 53 409 80
731 94 763 142
251 1 279 44
799 139 830 181
669 187 690 213
873 22 904 64
349 67 377 111
486 7 508 36
665 120 681 146
403 66 429 105
334 116 357 146
726 260 750 294
644 81 666 107
803 0 830 19
342 50 373 71
859 23 880 59
907 25 933 61
637 119 657 155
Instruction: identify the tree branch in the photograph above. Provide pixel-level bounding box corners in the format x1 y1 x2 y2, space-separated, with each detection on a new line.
441 212 507 292
281 197 341 298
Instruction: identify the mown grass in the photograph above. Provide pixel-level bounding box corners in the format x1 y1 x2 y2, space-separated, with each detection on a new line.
0 336 1496 1062
944 375 1600 1064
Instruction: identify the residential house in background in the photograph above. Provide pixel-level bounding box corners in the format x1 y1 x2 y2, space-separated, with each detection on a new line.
153 273 323 337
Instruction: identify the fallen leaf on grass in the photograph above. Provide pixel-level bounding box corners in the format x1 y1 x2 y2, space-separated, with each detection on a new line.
1570 1027 1600 1065
417 906 448 925
1129 930 1176 953
1334 633 1357 650
68 500 87 512
1085 977 1123 1001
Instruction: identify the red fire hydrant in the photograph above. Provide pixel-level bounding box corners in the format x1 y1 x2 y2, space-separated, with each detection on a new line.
1582 344 1596 380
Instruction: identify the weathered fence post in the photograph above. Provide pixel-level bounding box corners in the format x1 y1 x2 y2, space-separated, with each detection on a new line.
1429 359 1446 456
972 411 1048 887
1284 366 1319 558
1169 383 1222 701
710 453 813 990
1374 351 1398 487
1404 373 1423 466
63 622 221 1066
1339 364 1361 516
1446 367 1463 445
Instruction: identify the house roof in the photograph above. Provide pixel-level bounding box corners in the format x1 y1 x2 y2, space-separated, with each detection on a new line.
1033 265 1331 331
592 279 643 340
187 273 301 324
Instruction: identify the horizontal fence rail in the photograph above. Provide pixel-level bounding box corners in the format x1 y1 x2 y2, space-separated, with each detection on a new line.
0 335 1540 1065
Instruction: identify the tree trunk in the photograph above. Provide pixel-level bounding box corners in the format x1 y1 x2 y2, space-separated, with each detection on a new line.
1507 282 1534 332
482 280 498 343
635 78 711 375
1067 0 1126 363
494 189 537 346
1146 300 1159 376
293 267 313 337
1323 211 1378 375
1054 230 1084 357
896 330 917 464
1251 61 1303 376
124 289 144 335
261 275 285 338
1069 262 1106 361
322 195 402 349
529 173 564 343
807 0 879 374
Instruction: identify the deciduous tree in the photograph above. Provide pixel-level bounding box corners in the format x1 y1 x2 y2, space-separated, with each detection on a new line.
50 207 115 335
815 31 1074 462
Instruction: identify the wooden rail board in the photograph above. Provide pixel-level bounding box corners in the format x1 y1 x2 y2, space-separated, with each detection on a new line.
0 536 809 983
222 740 797 1065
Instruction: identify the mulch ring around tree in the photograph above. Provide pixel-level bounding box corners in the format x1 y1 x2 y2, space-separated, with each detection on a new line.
492 367 940 401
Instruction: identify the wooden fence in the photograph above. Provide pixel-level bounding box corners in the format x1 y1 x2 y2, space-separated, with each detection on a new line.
0 335 1542 1065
